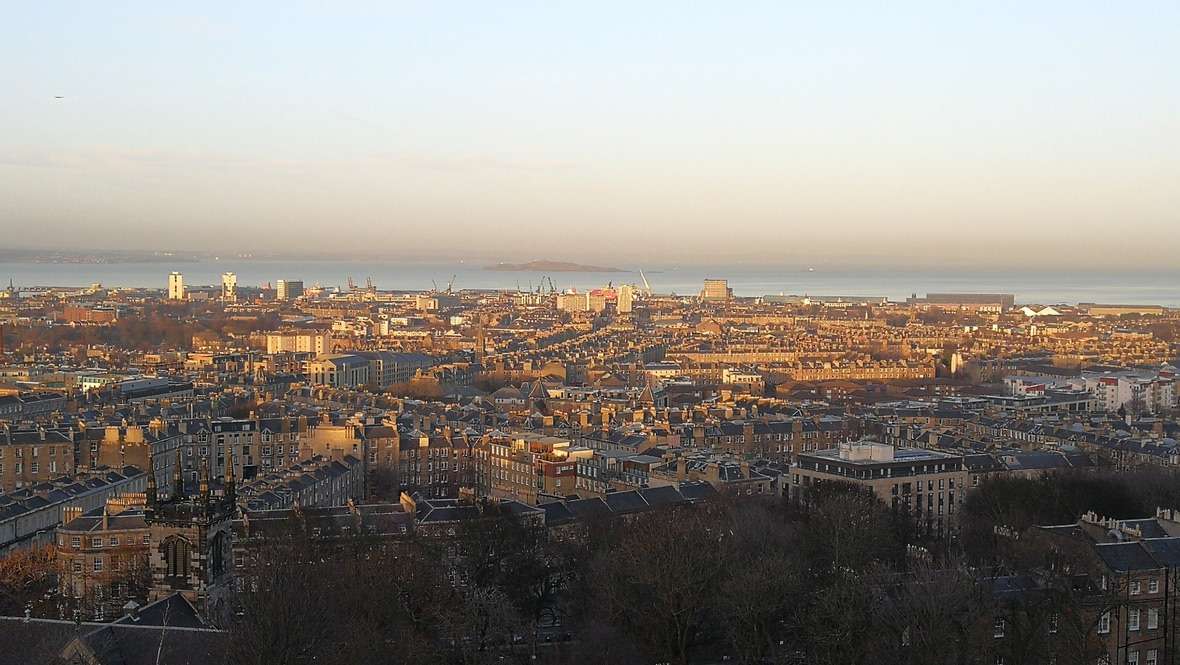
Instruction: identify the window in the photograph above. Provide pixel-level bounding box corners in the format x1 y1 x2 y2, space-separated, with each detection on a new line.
71 536 80 548
1049 613 1059 634
72 560 82 573
1128 651 1139 665
1147 608 1159 630
93 557 103 572
1146 649 1158 665
110 536 119 547
161 536 191 579
1098 612 1111 634
1148 579 1159 594
994 617 1006 638
1131 581 1141 595
1130 608 1140 631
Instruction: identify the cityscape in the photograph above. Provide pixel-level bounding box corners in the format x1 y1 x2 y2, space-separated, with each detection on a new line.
0 272 1178 664
4 3 1180 665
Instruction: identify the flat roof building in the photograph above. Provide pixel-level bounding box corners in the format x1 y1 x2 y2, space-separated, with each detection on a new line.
793 441 967 537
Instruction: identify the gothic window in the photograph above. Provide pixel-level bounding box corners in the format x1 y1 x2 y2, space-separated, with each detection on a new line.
160 535 192 582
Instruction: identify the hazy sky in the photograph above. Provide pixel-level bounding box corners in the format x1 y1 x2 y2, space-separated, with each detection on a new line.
3 2 1178 267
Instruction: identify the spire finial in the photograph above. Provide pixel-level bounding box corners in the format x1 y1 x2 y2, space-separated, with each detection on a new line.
172 452 184 500
224 443 236 504
145 446 157 507
199 457 210 502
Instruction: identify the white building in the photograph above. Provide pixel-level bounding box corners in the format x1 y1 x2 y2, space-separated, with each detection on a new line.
266 330 331 355
618 284 634 314
221 272 237 301
305 354 372 388
1080 369 1176 415
167 272 185 300
276 279 304 301
556 292 588 312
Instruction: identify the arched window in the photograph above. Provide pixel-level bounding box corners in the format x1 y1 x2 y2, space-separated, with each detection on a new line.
160 535 191 581
209 532 227 581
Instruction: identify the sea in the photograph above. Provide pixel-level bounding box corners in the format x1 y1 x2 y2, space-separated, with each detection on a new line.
1 260 1177 307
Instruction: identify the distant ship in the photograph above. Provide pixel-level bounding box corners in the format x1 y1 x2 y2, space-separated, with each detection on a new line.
808 267 815 272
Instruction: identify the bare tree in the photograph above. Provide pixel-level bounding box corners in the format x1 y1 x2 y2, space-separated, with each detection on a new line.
718 500 805 664
0 545 57 616
441 584 522 665
588 504 732 665
865 562 991 665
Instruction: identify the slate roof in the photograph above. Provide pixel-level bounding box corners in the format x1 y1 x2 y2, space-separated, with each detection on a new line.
0 594 226 665
1094 541 1164 572
1143 538 1180 567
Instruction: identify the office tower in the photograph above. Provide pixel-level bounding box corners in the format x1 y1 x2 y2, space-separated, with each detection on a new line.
276 279 304 301
618 284 634 313
701 278 731 302
221 272 237 301
168 272 186 300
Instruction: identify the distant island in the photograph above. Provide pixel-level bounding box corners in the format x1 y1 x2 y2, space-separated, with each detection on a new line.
0 249 201 264
485 260 626 273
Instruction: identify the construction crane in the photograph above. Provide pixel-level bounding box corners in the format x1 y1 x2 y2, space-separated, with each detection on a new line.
366 276 373 290
446 274 456 294
639 270 652 295
347 276 356 291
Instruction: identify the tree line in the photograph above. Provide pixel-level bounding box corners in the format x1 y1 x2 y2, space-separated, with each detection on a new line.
225 467 1180 665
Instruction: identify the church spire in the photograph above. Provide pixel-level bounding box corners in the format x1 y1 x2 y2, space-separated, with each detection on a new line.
145 445 157 507
224 442 236 505
172 452 185 500
199 457 210 503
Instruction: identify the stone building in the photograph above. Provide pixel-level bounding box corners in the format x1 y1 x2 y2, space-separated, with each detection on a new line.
143 448 237 619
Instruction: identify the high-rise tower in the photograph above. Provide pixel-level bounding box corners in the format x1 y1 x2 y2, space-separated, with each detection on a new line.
168 272 186 300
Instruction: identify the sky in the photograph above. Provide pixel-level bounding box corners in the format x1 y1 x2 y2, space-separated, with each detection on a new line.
2 2 1179 268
